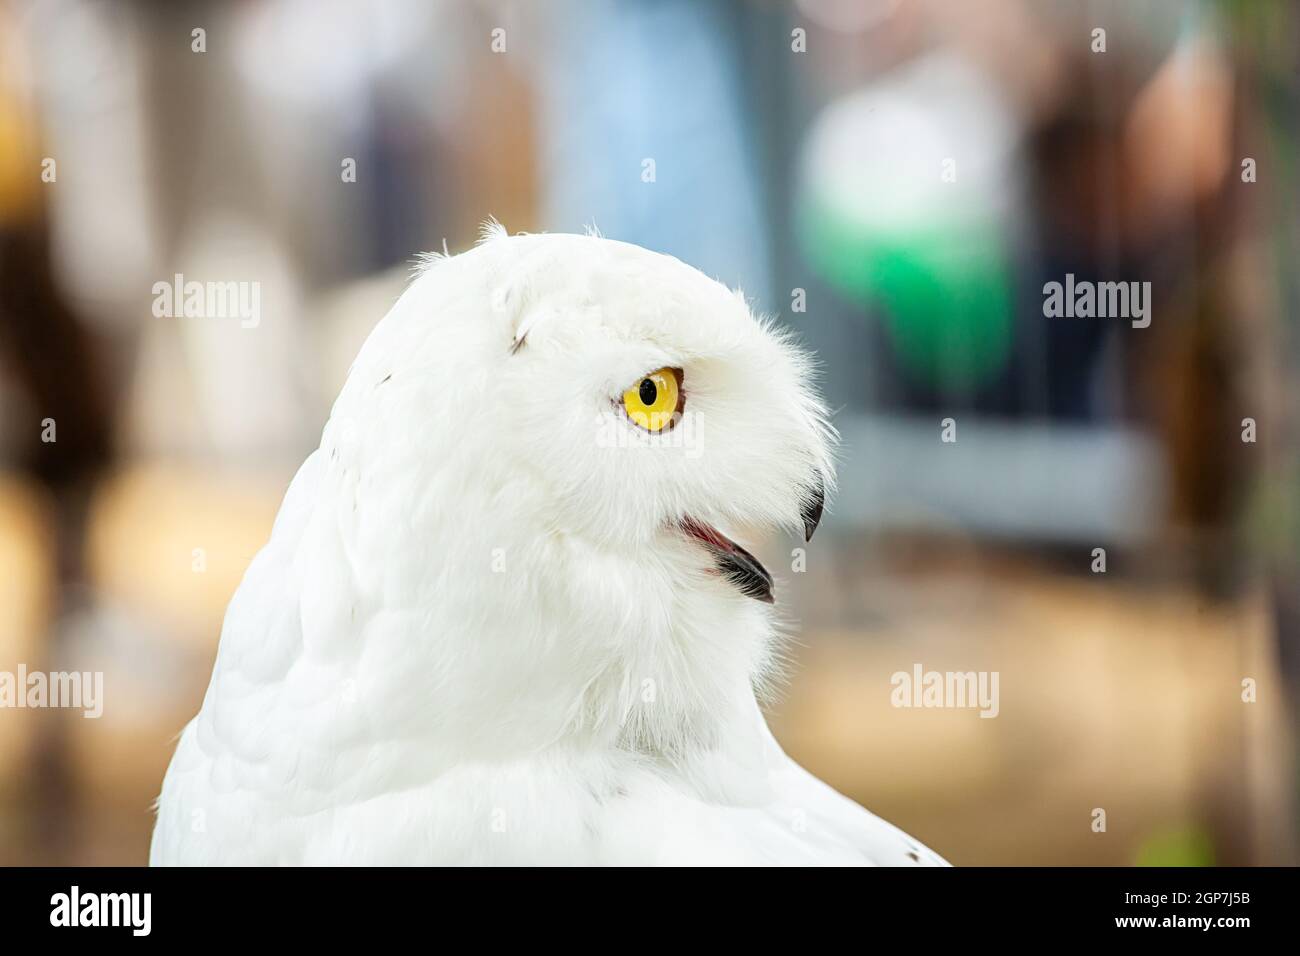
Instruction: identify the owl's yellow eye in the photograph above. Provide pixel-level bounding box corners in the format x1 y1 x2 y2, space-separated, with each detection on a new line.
621 367 683 432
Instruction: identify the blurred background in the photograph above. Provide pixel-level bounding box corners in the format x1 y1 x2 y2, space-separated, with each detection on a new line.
1 0 1298 865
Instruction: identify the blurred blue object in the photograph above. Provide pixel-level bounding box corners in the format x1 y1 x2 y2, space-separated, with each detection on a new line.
537 0 772 307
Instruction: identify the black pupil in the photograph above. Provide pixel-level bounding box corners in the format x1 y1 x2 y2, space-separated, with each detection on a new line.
639 378 657 406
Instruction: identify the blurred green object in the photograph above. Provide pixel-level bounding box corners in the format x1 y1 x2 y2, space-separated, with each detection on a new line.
1134 825 1216 867
800 198 1013 390
796 52 1020 393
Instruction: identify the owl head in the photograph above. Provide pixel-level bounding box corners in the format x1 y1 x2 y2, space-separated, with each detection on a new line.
324 225 835 756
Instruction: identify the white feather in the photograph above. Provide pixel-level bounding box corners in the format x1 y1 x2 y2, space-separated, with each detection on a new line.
150 230 947 866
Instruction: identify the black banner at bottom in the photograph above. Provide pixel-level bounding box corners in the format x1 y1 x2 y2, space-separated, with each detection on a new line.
0 866 1282 941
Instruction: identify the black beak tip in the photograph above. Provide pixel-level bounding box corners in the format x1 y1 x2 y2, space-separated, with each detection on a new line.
717 546 775 605
738 575 775 604
802 482 825 542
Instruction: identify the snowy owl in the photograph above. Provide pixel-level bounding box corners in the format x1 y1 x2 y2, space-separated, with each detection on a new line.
151 225 948 866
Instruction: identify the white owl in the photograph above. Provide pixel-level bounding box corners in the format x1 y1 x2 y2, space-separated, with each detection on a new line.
151 225 948 866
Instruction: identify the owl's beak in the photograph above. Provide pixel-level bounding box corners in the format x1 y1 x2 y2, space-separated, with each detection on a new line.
802 476 825 542
681 518 774 604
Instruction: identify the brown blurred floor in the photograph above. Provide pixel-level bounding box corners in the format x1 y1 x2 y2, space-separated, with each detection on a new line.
771 547 1294 865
